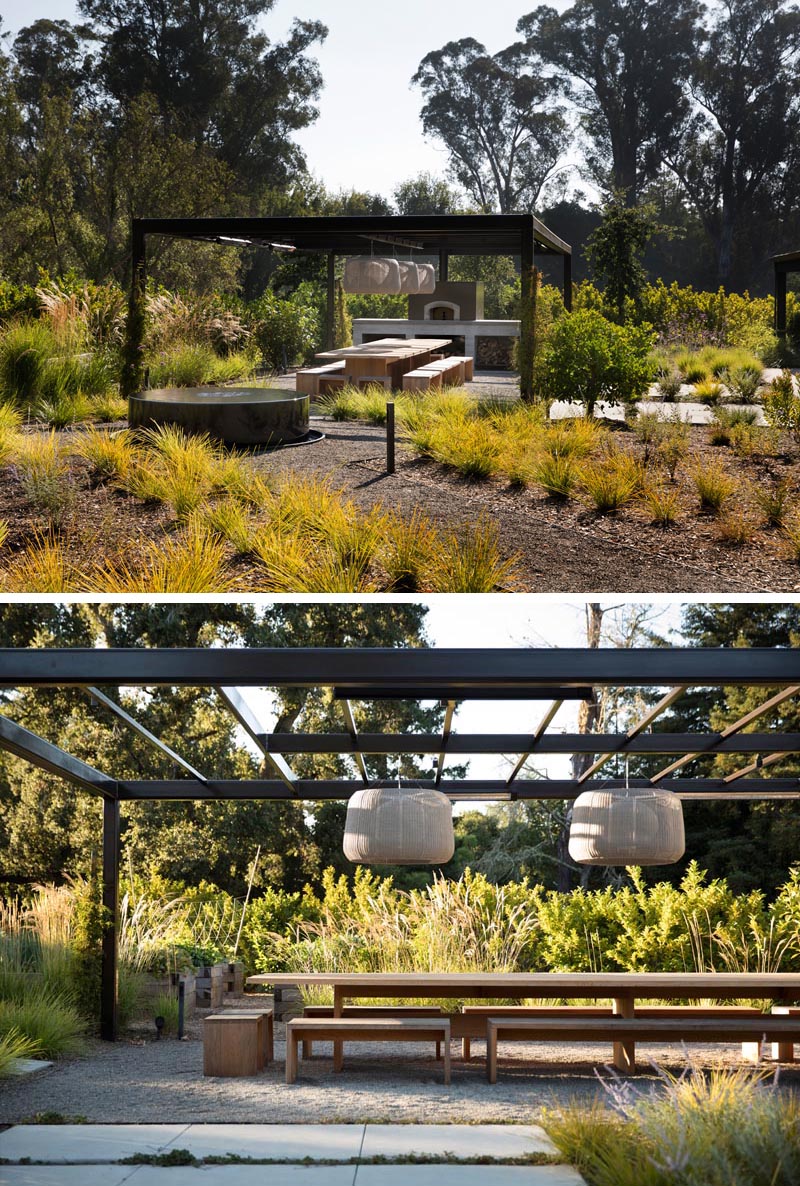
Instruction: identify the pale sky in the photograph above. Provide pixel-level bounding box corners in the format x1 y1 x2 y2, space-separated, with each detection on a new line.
0 0 571 198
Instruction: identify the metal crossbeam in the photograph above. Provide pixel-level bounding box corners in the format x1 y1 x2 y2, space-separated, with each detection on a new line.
340 699 369 786
652 685 800 781
216 686 297 795
254 731 800 756
506 700 564 785
577 687 688 784
0 711 118 798
115 777 800 801
85 687 207 784
435 701 456 787
3 647 799 689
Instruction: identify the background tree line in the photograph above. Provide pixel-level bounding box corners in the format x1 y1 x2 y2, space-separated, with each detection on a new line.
1 602 799 900
0 0 798 300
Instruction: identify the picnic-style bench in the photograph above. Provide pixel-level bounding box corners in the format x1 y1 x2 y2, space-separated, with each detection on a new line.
296 360 346 395
401 356 473 391
300 1005 445 1059
484 1013 800 1082
203 1007 274 1077
459 1004 763 1062
285 1016 451 1085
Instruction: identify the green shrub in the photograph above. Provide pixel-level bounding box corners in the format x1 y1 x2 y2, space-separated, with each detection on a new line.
0 993 86 1058
0 320 57 403
764 370 800 440
251 291 319 370
534 310 654 414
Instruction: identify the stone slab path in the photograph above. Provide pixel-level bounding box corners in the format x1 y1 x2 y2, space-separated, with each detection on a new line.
0 1124 585 1186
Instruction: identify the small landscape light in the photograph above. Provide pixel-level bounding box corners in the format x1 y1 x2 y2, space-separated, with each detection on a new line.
154 1015 165 1039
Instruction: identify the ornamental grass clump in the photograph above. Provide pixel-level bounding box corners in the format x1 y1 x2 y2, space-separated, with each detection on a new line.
89 521 237 593
378 508 440 592
427 519 518 592
0 535 79 593
0 403 22 465
642 483 681 526
545 1062 800 1186
692 461 738 513
717 508 758 546
0 1028 39 1077
724 363 763 403
693 378 724 404
15 432 75 528
533 453 578 499
754 478 792 527
0 993 86 1059
580 457 642 513
656 420 690 481
73 427 137 484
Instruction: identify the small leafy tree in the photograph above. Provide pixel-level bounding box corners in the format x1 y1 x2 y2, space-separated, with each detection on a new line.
534 308 654 413
586 194 662 321
333 279 352 349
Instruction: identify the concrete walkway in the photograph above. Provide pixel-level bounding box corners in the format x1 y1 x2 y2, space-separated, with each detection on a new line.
0 1124 585 1185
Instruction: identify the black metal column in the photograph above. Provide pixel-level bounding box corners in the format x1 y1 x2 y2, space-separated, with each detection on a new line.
775 264 787 337
100 797 120 1041
439 250 449 282
519 224 536 400
121 222 147 397
326 252 336 349
563 252 573 313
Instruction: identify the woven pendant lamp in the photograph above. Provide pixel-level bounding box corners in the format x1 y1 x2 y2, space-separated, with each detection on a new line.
343 784 455 865
417 263 436 294
568 765 685 867
342 256 402 294
398 260 424 294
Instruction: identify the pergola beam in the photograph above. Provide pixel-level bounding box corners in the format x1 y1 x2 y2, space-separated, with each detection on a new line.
3 647 799 688
340 699 369 786
435 701 456 787
652 684 800 781
216 686 297 795
257 731 800 756
115 777 800 801
0 711 118 799
577 686 688 784
85 687 207 785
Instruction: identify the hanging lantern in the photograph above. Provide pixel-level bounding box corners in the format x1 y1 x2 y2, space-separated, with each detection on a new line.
416 263 436 294
568 783 685 866
343 785 455 865
343 256 401 294
398 260 424 294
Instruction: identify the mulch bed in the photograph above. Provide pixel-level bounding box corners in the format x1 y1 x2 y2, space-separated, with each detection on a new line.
1 417 799 593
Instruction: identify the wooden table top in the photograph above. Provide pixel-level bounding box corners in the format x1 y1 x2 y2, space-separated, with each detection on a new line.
246 971 800 998
316 338 452 361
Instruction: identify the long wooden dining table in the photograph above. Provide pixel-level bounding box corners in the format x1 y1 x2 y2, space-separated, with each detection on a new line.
314 338 453 387
246 971 800 1072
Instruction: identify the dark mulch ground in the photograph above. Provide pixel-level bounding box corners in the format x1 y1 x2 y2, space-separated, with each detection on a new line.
1 416 799 593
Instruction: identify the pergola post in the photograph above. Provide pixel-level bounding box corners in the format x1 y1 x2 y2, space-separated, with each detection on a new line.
775 263 787 338
563 252 573 313
439 250 449 282
519 221 537 400
121 221 147 398
100 797 120 1041
326 251 336 349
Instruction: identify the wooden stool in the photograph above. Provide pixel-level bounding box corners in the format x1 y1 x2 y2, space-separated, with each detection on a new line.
203 1009 274 1077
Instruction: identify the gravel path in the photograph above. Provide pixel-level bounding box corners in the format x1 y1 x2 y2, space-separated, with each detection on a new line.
3 1004 799 1126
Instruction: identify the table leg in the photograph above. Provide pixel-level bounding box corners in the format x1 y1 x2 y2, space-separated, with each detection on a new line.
333 987 344 1072
612 995 635 1072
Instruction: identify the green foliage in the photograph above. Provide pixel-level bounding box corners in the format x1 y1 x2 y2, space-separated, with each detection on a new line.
152 991 180 1035
251 292 319 371
764 370 800 439
0 993 86 1058
724 363 762 403
534 310 654 413
586 195 661 320
546 1063 800 1186
0 1027 39 1076
146 345 254 388
69 870 106 1026
332 279 352 349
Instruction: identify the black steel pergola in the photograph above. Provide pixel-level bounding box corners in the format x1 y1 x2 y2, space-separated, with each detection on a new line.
774 249 800 338
123 214 573 400
2 644 800 1040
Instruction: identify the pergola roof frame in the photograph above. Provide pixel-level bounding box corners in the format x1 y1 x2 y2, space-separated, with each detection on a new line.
123 213 573 401
2 643 800 1042
773 249 800 337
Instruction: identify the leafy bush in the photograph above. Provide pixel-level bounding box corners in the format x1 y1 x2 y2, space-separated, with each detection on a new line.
764 370 800 440
251 291 319 370
534 310 654 413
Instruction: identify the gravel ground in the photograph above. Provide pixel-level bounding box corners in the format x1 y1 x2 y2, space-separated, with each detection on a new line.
3 1002 799 1126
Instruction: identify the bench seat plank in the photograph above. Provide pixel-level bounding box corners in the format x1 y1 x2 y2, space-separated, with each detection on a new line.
285 1017 451 1085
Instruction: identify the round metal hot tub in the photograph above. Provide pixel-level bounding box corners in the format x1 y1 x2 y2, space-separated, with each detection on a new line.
128 387 310 446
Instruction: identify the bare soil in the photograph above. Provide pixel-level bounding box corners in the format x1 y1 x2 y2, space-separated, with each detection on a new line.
2 417 799 593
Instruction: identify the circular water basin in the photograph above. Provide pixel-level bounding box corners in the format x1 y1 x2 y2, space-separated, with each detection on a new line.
128 387 311 446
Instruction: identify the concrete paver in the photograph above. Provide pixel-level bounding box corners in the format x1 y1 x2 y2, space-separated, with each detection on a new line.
355 1169 585 1186
130 1169 357 1186
0 1125 189 1164
0 1169 136 1185
359 1124 556 1159
162 1124 365 1161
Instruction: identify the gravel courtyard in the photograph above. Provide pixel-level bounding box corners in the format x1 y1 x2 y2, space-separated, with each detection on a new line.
3 999 798 1126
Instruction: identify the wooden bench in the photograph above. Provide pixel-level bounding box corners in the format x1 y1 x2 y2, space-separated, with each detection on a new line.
203 1008 274 1077
301 1006 445 1059
296 360 346 395
285 1016 451 1085
460 1004 763 1062
402 368 442 392
484 1014 800 1082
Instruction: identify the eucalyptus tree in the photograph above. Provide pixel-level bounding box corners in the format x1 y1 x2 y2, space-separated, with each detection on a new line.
412 38 568 213
518 0 703 203
663 0 800 288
